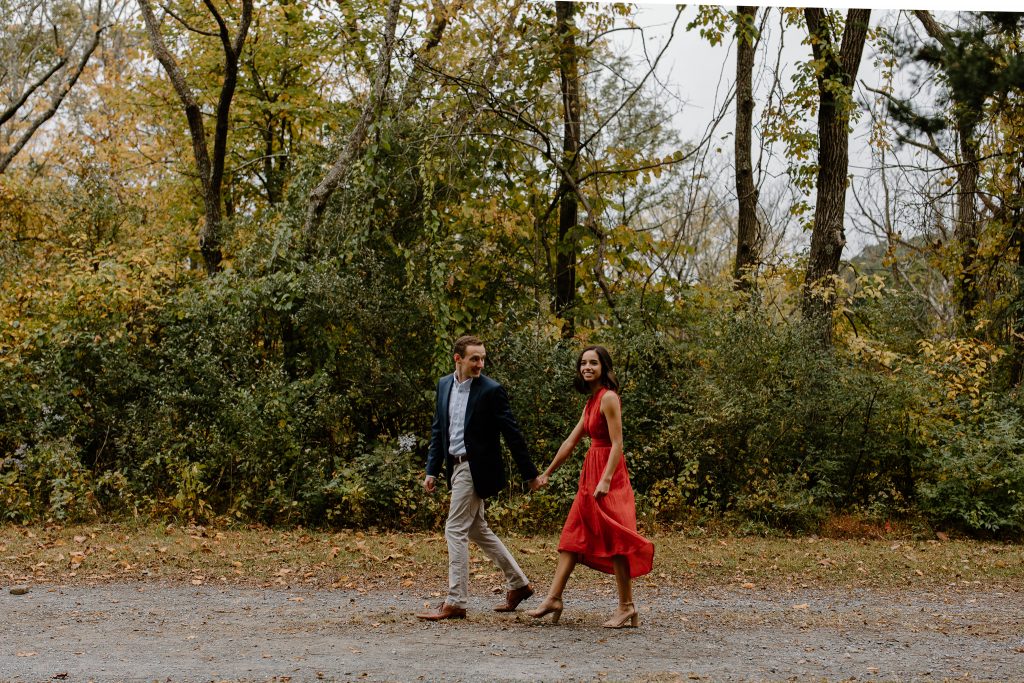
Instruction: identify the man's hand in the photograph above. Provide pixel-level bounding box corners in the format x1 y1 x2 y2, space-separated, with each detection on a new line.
423 475 436 493
528 474 547 491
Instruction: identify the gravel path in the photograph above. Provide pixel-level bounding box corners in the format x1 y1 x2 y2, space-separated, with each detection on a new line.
2 583 1022 682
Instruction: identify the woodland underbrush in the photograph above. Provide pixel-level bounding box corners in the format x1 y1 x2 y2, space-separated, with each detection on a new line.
3 255 1022 540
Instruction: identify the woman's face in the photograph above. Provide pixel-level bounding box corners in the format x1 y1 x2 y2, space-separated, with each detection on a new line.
579 349 602 384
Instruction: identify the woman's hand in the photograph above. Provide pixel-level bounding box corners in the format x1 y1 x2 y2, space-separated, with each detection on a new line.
593 478 611 499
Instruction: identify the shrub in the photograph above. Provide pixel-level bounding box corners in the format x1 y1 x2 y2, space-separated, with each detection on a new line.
916 395 1024 534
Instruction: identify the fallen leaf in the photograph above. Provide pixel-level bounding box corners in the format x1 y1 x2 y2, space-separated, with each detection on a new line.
792 603 810 610
15 652 37 657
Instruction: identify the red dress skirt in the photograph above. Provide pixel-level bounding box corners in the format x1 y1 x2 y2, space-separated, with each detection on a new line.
557 388 654 578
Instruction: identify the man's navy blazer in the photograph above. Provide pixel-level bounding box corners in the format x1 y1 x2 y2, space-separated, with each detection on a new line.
426 373 538 499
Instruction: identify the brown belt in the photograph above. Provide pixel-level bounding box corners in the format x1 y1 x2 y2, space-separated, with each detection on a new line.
451 454 471 464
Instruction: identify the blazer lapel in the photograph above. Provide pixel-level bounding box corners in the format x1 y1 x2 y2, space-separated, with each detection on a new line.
464 376 481 428
439 375 454 432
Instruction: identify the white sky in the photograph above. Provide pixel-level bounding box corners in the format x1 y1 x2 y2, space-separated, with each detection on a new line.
608 3 963 256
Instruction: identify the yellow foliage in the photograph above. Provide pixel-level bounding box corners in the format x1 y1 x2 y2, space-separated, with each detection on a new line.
916 337 1005 412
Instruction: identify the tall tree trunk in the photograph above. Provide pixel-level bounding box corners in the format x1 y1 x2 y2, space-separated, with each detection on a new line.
555 0 581 339
733 5 760 289
954 117 982 328
801 8 871 344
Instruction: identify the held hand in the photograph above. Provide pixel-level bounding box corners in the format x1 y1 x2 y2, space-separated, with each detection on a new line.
528 475 546 491
593 479 611 499
423 475 436 493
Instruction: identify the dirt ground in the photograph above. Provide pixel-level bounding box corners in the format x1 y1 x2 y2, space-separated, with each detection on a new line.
2 581 1022 682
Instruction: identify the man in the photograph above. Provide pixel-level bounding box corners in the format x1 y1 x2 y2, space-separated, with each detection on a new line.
415 335 542 620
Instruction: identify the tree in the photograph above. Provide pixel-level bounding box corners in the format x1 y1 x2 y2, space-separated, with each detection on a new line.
880 11 1024 330
230 1 349 209
303 0 402 248
0 0 107 173
733 5 760 288
554 0 581 338
801 8 871 344
136 0 253 274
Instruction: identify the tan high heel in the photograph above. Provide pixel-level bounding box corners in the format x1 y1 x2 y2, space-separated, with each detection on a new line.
527 597 563 624
603 602 639 628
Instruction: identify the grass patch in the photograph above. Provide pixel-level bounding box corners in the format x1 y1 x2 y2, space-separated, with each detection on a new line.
1 522 1021 593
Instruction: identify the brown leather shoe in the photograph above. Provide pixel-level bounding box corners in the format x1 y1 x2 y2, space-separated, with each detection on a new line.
415 602 467 621
493 583 534 612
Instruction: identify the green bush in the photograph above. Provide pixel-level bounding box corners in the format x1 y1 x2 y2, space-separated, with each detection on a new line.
3 252 1023 538
1 437 97 522
916 395 1024 534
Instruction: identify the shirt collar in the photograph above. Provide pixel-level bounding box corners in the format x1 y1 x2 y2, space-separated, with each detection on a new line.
452 372 474 389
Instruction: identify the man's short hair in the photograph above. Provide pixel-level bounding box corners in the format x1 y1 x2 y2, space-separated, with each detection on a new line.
453 335 484 358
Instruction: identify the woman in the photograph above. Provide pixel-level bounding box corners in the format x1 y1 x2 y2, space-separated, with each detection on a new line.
529 345 654 628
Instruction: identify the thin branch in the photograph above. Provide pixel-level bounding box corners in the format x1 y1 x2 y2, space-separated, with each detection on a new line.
0 2 104 173
304 0 402 243
162 4 220 37
0 57 68 127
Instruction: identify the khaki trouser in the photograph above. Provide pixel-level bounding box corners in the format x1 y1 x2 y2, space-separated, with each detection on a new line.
445 461 529 608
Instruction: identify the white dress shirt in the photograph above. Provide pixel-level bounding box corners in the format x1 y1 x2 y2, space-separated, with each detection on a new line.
447 373 473 456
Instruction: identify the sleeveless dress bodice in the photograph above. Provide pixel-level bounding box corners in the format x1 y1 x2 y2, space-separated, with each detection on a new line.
557 388 654 577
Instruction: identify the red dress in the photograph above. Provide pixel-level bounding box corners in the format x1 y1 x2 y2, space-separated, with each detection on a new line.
557 388 654 577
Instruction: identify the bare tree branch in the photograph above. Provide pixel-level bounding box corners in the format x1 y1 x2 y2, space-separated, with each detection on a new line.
0 1 105 174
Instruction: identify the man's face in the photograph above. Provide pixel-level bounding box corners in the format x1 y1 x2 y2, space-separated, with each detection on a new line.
454 344 486 380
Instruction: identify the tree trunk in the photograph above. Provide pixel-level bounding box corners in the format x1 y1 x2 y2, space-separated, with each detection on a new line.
801 8 871 344
263 122 284 206
954 121 982 328
555 0 581 339
733 5 760 289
